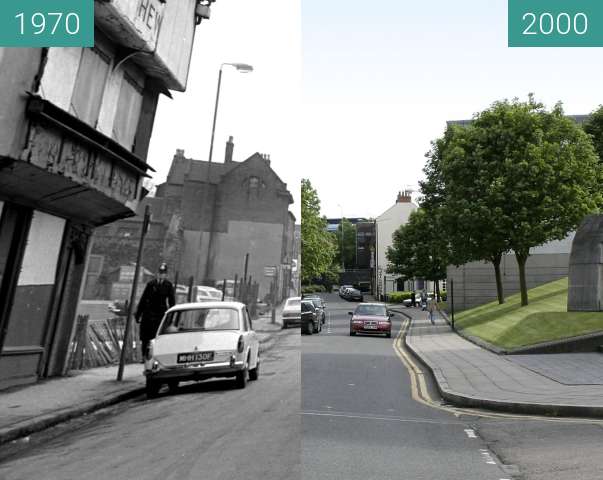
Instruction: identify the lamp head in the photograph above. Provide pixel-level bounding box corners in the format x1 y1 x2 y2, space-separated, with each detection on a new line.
224 63 253 73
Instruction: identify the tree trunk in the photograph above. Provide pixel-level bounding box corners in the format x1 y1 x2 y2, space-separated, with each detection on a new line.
435 280 440 302
492 253 505 304
516 252 529 306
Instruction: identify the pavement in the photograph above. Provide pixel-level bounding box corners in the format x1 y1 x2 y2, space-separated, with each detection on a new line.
0 309 284 446
389 304 603 418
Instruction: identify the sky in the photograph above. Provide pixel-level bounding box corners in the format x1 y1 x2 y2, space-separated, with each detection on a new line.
302 0 603 219
147 1 603 224
146 0 302 219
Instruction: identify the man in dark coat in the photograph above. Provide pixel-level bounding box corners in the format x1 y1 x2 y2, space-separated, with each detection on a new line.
135 263 175 359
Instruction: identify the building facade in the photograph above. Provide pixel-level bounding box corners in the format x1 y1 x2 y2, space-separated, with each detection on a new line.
374 191 418 299
0 0 199 389
88 138 296 303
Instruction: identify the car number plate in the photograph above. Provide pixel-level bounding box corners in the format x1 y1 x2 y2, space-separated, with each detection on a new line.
177 351 214 363
364 324 377 329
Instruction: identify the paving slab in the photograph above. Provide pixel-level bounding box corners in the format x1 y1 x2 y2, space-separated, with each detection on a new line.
393 306 603 418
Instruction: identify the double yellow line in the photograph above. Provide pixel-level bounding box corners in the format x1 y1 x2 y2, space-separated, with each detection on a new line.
392 317 603 424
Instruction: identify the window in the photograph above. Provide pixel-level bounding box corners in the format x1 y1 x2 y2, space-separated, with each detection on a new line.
160 308 240 334
112 73 144 151
70 46 111 127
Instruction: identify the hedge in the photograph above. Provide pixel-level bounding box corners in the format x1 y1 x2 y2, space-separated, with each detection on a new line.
387 291 412 303
302 284 326 294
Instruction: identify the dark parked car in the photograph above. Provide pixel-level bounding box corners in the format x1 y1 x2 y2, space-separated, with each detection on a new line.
303 295 326 325
349 303 392 338
301 300 321 334
343 288 364 302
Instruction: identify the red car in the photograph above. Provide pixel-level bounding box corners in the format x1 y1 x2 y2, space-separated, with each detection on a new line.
349 303 392 338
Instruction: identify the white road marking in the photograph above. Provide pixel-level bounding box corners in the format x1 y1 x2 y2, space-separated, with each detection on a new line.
480 449 497 465
348 383 355 387
301 411 462 426
464 428 477 438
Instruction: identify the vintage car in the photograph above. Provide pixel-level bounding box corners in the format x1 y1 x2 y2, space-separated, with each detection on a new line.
144 301 260 398
281 296 301 329
349 303 393 338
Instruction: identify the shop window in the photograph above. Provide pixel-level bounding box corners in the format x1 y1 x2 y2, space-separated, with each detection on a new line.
70 46 111 127
112 73 144 151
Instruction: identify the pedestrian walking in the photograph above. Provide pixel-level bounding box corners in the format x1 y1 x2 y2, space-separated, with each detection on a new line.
135 263 175 359
410 291 416 308
420 290 427 310
427 296 437 324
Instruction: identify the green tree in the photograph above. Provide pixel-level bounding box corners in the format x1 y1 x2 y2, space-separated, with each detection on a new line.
386 209 448 298
301 179 337 284
583 105 603 161
422 123 511 304
333 218 356 269
427 96 603 306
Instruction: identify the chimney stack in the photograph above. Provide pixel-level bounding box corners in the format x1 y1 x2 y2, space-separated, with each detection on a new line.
175 148 185 159
225 136 234 163
396 190 412 203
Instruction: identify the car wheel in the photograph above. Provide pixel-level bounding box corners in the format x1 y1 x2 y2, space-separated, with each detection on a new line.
350 330 356 336
282 322 287 329
146 378 161 398
167 380 179 393
386 332 392 338
235 367 249 389
313 319 320 334
249 358 260 381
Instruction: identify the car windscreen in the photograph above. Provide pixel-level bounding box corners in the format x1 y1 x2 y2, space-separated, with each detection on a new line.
355 305 387 316
160 308 240 334
301 302 313 312
310 299 322 307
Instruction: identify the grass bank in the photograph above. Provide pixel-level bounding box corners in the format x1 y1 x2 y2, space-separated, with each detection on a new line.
455 277 603 350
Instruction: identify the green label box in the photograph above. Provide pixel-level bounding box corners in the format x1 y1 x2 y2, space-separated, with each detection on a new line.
509 0 603 47
0 0 93 47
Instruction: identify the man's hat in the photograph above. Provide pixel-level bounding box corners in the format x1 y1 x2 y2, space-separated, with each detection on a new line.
158 262 168 274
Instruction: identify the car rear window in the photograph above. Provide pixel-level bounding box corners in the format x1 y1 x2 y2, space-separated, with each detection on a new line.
285 298 301 308
160 308 240 333
355 305 386 316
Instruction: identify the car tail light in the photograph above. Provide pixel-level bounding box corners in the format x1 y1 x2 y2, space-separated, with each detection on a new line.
379 321 390 326
237 335 244 353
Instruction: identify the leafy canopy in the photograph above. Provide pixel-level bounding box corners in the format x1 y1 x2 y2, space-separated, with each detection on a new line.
301 179 337 283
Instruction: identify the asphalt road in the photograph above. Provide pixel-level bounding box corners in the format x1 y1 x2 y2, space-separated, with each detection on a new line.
305 293 603 480
0 328 300 480
4 294 603 479
302 293 513 480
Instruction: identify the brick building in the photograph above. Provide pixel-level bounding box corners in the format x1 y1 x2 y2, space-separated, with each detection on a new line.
88 137 296 303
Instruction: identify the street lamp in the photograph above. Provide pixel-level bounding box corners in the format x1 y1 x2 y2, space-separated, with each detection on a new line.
208 62 254 163
337 203 344 270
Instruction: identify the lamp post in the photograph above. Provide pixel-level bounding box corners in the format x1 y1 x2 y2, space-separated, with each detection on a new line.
208 62 253 163
337 204 344 271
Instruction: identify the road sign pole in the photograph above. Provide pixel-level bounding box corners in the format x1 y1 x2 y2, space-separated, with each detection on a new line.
117 205 150 381
450 278 455 331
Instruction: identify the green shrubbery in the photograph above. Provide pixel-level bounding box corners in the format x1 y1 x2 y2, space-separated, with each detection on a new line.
440 291 447 301
302 284 326 294
387 291 412 303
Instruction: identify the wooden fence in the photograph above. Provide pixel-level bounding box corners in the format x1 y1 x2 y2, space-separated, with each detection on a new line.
68 315 141 370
